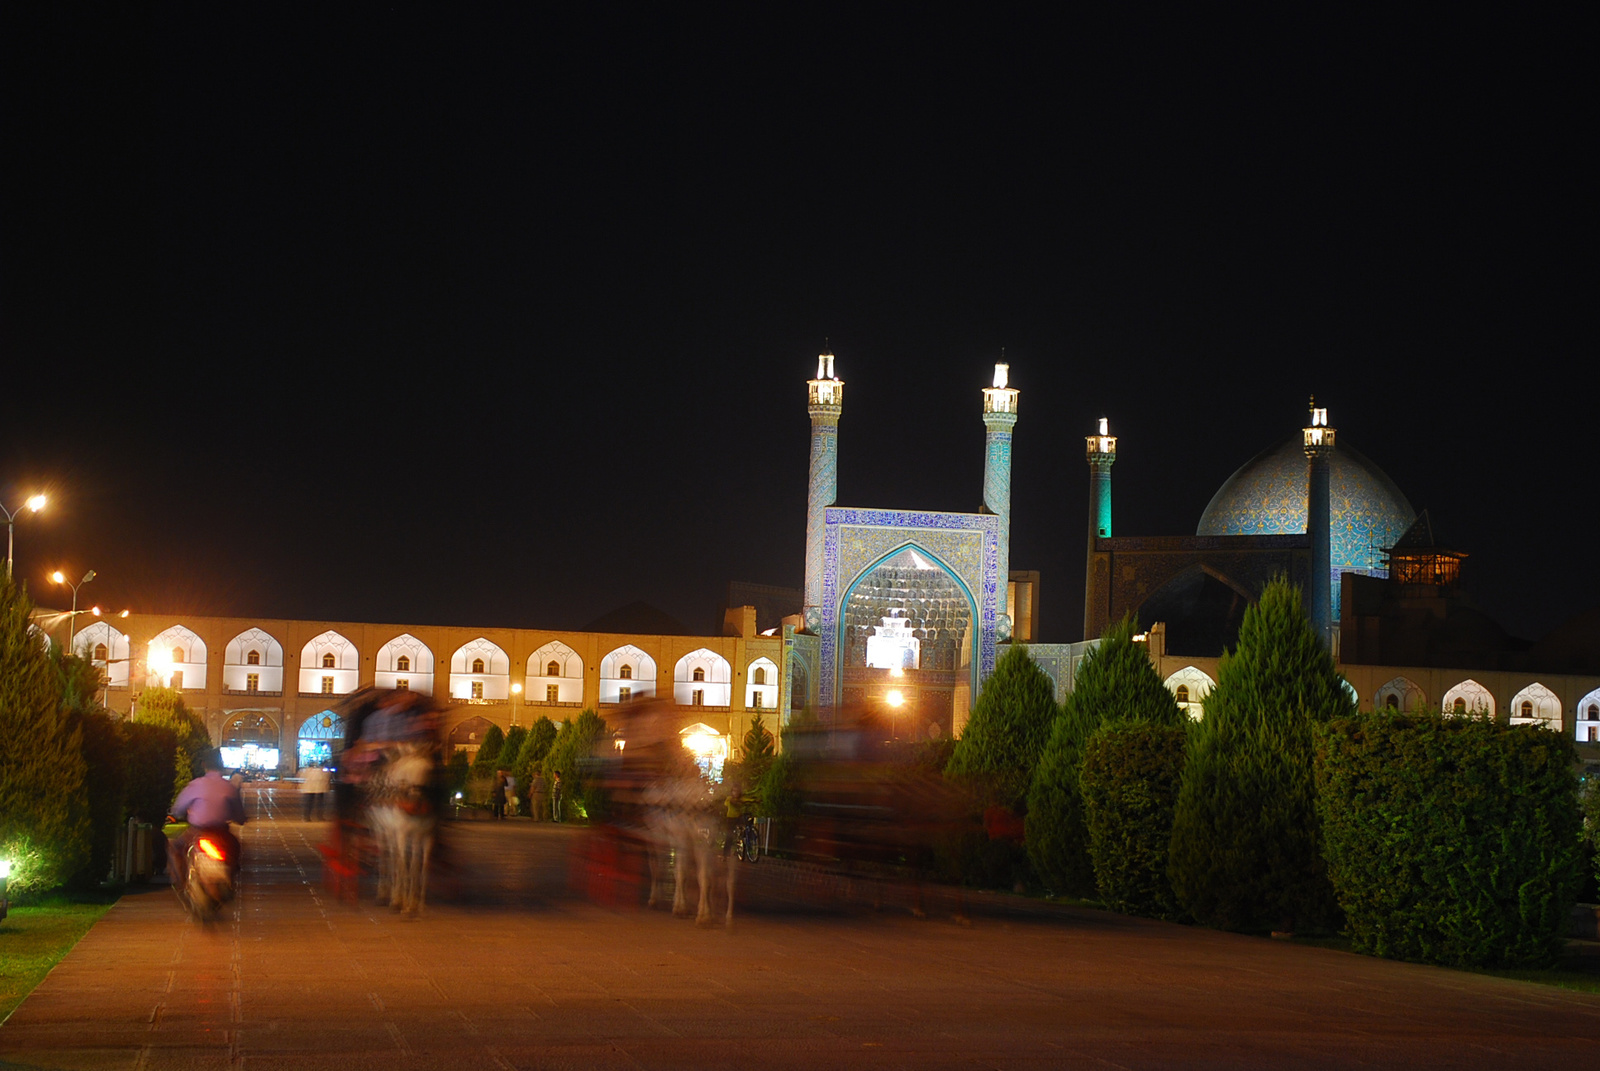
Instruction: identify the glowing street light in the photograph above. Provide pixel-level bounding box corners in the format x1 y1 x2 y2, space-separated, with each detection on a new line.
2 493 46 579
51 568 95 650
148 645 174 687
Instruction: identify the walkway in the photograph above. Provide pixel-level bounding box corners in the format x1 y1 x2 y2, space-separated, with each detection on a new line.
3 790 1599 1069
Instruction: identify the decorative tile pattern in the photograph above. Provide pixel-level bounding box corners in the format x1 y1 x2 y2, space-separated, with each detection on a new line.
819 508 1000 712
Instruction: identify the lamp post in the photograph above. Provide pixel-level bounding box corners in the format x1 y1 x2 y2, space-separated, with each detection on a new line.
51 569 95 651
2 494 46 579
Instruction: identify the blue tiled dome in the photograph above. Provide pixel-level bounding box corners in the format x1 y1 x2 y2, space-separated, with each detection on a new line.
1197 436 1415 577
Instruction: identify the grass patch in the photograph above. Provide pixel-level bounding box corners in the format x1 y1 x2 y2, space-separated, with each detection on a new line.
0 895 117 1021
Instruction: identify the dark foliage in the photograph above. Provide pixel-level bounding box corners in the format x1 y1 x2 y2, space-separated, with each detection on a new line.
0 575 89 898
1316 713 1584 968
946 644 1058 810
1079 722 1189 918
1026 617 1180 896
542 710 608 820
472 724 506 771
1169 578 1354 933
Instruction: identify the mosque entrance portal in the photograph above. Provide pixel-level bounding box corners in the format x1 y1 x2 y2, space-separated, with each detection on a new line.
840 546 973 739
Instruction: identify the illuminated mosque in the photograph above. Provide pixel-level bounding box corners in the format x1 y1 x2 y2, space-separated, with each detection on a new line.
60 353 1600 770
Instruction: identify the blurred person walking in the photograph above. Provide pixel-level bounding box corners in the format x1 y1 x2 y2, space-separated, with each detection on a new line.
551 771 564 822
491 769 508 820
530 769 548 821
300 764 331 822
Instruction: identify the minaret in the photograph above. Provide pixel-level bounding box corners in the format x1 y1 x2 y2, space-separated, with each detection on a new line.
982 363 1019 639
1084 417 1117 639
802 352 843 629
1303 399 1336 649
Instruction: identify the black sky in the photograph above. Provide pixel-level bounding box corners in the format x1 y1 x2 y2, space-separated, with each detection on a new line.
3 7 1594 643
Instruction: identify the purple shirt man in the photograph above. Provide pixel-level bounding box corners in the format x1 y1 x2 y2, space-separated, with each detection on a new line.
171 769 247 829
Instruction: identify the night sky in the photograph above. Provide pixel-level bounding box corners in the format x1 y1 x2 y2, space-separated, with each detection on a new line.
4 8 1593 644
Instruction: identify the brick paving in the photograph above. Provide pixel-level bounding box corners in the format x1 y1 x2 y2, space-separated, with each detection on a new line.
3 787 1599 1070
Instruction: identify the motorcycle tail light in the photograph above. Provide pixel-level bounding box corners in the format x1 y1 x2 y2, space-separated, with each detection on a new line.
197 838 226 861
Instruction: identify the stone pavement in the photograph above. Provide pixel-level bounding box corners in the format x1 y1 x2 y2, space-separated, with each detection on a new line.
3 789 1599 1070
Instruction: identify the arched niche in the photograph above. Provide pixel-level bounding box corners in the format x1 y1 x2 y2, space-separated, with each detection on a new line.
450 637 510 701
746 656 779 711
1442 678 1496 718
75 620 130 687
297 709 345 768
375 633 434 694
680 722 728 780
528 640 583 705
219 710 280 772
224 627 285 694
299 630 359 697
600 644 656 704
1575 687 1600 744
447 714 497 757
1510 682 1561 730
675 648 732 707
149 624 208 690
1163 666 1216 721
1375 676 1427 713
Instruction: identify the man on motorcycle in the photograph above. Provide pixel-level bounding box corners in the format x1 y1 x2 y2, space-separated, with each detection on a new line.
167 749 247 894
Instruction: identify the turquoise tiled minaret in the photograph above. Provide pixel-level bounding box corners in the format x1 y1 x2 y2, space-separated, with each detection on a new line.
1303 399 1336 649
803 353 842 629
982 364 1019 640
1084 417 1116 639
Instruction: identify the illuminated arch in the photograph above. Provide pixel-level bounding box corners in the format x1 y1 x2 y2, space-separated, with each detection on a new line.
1442 678 1495 718
746 656 779 711
1375 675 1427 712
224 627 284 693
600 644 656 704
298 630 359 696
149 624 207 690
675 648 732 707
1163 666 1216 721
1575 687 1600 744
75 620 130 687
1510 682 1561 730
450 637 510 701
529 640 583 704
376 633 434 694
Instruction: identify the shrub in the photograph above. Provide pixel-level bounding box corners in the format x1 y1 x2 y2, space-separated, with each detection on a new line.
52 648 128 889
447 748 470 795
1079 722 1188 918
1026 617 1180 897
1316 713 1583 968
120 721 181 826
946 644 1058 811
1168 578 1354 933
472 724 506 772
542 710 608 821
132 687 209 783
0 575 89 899
499 725 527 774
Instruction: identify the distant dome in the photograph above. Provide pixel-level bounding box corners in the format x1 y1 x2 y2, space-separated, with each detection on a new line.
1197 436 1415 576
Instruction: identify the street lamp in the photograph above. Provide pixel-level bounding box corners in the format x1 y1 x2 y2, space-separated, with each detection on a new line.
51 569 95 650
2 493 46 579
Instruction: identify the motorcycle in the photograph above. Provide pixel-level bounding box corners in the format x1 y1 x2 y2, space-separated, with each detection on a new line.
165 822 237 922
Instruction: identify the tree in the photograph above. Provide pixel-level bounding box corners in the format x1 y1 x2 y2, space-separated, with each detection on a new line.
741 712 775 787
513 716 557 789
472 724 506 772
133 686 210 789
944 644 1058 811
542 710 608 820
1078 722 1188 918
52 645 128 889
1026 616 1181 896
0 574 89 898
1168 577 1354 933
500 725 528 772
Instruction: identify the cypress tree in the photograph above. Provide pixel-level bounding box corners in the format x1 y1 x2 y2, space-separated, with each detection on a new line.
133 686 210 783
741 711 775 786
1168 576 1354 932
500 725 528 772
513 716 557 789
52 645 128 889
1026 615 1181 896
473 724 506 771
0 574 90 898
945 644 1058 811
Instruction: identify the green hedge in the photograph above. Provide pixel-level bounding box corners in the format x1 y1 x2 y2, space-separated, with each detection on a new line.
1079 722 1188 918
1316 713 1583 968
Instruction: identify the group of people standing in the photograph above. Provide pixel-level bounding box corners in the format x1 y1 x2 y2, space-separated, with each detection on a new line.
489 768 564 821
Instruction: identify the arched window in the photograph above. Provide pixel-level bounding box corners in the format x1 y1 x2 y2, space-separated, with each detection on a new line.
94 642 108 661
173 647 186 664
472 657 485 674
1588 703 1599 721
753 667 767 685
547 660 560 677
1175 685 1190 704
693 667 706 682
1522 700 1533 718
620 664 633 680
397 655 410 672
1453 698 1467 714
322 652 335 668
247 650 260 665
1386 694 1400 710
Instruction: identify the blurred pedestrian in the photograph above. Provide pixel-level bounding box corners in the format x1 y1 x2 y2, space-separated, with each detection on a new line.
530 769 547 821
491 768 508 820
301 764 331 822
